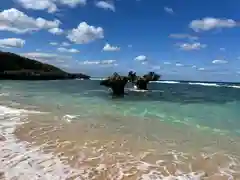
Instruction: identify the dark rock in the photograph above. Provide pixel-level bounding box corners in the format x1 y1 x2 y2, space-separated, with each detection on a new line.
100 72 128 96
128 71 161 90
101 71 161 96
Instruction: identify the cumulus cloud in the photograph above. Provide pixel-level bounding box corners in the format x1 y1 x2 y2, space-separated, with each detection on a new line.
0 8 61 33
48 27 64 35
67 22 104 44
189 17 237 32
16 0 87 13
57 47 79 53
16 0 57 13
169 33 198 41
135 55 147 62
0 38 25 48
164 7 174 14
102 43 120 51
212 59 228 64
177 42 207 51
95 1 115 11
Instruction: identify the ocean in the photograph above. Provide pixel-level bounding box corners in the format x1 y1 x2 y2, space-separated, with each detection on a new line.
0 80 240 180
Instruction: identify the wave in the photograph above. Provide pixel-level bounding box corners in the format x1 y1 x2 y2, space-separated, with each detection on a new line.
90 77 106 80
0 93 10 97
188 82 220 87
0 105 82 179
228 85 240 89
153 81 181 84
188 82 240 89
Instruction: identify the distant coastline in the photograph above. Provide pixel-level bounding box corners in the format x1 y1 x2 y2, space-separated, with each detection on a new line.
0 51 90 80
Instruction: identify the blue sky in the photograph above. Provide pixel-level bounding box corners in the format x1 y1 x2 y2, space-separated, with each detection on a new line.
0 0 240 81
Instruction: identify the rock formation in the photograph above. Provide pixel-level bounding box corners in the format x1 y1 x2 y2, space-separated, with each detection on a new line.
135 71 161 90
100 72 129 96
100 71 161 96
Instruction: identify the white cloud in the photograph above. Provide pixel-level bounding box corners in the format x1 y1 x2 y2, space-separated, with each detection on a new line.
163 61 171 65
48 27 64 35
189 17 237 32
169 33 198 40
0 38 25 48
220 47 226 51
50 42 58 45
177 42 207 51
67 22 104 44
57 47 79 53
192 65 197 68
82 59 117 65
21 52 73 63
135 55 147 62
16 0 87 13
61 42 71 46
0 8 61 33
95 1 115 11
212 59 228 64
198 67 205 71
164 7 174 14
176 63 183 67
59 0 86 7
102 43 120 51
16 0 57 13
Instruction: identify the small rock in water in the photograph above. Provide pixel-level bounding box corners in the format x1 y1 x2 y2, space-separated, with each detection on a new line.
0 134 6 141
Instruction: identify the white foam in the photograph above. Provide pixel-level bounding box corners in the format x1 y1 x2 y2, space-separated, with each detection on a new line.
90 77 106 80
139 170 205 180
188 82 240 89
128 88 149 92
0 93 10 97
188 82 220 87
153 81 180 84
61 114 80 122
0 105 84 180
227 85 240 89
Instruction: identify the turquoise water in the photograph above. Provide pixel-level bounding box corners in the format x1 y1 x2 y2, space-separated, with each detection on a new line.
1 80 239 136
1 80 240 179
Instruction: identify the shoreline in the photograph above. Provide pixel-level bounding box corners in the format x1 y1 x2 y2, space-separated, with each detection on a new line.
0 104 239 179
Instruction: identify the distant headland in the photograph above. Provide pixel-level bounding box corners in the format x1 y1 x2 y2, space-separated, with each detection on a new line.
0 51 90 80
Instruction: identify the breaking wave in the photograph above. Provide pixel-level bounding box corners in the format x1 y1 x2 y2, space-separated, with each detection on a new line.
153 81 181 84
188 82 220 87
188 82 240 89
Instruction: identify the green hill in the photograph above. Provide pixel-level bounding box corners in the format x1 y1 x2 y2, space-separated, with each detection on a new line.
0 51 90 80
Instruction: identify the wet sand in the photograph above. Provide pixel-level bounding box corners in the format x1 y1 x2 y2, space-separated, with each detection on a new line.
8 113 240 180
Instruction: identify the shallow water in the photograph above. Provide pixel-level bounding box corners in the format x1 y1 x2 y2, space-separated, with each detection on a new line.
0 80 240 179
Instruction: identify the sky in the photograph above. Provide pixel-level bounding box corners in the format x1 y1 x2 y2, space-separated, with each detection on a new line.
0 0 240 81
